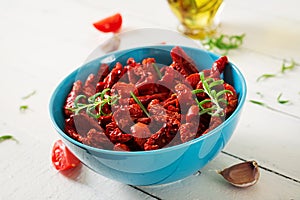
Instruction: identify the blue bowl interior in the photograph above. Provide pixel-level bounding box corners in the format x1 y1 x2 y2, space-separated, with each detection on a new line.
49 45 247 185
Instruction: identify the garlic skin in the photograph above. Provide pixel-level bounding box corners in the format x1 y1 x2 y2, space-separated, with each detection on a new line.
218 160 260 188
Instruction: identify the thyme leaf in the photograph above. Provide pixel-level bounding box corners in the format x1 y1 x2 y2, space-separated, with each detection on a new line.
202 33 245 55
249 100 266 107
130 92 150 118
256 74 276 82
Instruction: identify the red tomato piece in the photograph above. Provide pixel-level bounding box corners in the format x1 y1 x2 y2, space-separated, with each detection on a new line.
93 13 122 33
51 140 81 171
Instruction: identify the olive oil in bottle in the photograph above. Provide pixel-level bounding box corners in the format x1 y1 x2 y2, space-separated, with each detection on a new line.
167 0 223 39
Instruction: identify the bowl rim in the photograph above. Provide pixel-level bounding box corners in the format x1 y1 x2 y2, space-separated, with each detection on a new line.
49 45 247 155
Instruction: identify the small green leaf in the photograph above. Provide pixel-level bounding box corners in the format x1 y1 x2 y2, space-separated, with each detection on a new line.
216 90 233 99
199 107 215 115
249 100 266 106
192 89 205 94
19 105 29 111
0 135 18 143
256 74 277 82
281 59 296 73
101 88 110 99
22 90 36 100
87 106 101 118
209 79 224 88
198 99 212 107
211 90 217 99
88 92 102 103
74 95 86 107
203 80 211 93
277 93 290 104
218 98 228 105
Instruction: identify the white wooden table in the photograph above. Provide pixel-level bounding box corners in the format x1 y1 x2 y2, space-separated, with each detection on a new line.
1 0 300 199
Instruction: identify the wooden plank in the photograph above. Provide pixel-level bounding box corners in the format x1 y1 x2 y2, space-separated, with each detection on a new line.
0 125 157 200
217 1 300 61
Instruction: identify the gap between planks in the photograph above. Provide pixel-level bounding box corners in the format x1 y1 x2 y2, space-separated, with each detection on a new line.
129 185 163 200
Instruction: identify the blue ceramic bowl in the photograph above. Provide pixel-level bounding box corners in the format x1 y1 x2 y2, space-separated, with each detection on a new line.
49 46 247 186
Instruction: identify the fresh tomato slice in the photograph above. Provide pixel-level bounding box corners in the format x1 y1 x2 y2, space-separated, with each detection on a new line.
51 140 81 171
93 13 122 33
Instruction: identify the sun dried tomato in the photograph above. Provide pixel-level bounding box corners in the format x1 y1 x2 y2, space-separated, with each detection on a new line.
109 128 132 144
130 122 152 149
111 82 137 98
83 74 97 97
179 122 198 143
103 62 124 89
64 80 82 117
170 46 199 77
186 105 200 123
186 73 200 89
82 129 112 149
64 117 83 142
72 113 103 137
203 116 224 135
113 143 130 151
144 117 180 151
222 83 238 116
211 56 228 77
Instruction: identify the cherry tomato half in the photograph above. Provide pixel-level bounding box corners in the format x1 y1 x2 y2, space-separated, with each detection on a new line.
51 140 81 171
93 13 122 33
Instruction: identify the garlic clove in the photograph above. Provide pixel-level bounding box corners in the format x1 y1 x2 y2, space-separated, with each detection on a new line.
218 160 260 188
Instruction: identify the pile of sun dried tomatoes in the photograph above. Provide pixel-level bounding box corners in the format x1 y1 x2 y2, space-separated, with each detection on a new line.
63 46 238 151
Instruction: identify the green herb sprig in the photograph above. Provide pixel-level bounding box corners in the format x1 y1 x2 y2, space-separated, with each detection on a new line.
281 59 297 73
69 89 119 119
257 59 300 82
192 72 233 116
202 34 245 55
130 91 150 117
